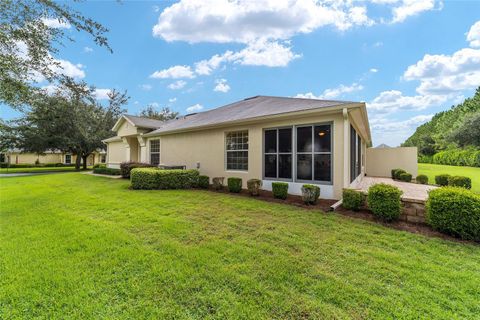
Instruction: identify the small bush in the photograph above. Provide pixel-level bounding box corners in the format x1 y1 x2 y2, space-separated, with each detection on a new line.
418 155 433 163
92 163 106 169
301 184 320 205
367 183 403 222
131 168 199 190
342 189 365 211
448 176 472 189
391 168 406 180
198 175 210 189
212 177 224 190
398 172 412 182
247 179 262 196
93 167 121 175
426 187 480 241
416 174 429 184
120 161 156 179
272 182 288 200
435 174 451 186
227 177 242 193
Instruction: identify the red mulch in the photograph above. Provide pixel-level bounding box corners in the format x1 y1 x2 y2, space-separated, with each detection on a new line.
204 187 477 245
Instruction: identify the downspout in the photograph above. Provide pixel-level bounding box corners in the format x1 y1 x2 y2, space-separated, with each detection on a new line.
331 107 350 211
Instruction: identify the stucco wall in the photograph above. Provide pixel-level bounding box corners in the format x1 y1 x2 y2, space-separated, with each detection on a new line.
107 141 126 166
145 112 346 199
366 147 418 178
8 153 63 164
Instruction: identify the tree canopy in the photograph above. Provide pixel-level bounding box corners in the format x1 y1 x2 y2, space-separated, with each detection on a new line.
139 105 179 121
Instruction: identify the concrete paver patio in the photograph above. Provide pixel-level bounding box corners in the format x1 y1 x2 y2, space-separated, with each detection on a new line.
352 176 437 201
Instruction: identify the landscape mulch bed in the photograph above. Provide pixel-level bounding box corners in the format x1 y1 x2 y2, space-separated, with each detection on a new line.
206 186 476 244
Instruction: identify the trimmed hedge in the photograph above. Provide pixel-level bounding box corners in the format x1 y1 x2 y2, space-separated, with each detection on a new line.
247 179 262 196
426 187 480 241
435 174 451 186
131 168 199 190
418 155 433 164
391 168 406 180
367 183 403 222
448 176 472 189
0 163 74 168
415 174 429 184
342 189 365 211
301 184 320 205
432 149 480 167
198 175 210 189
212 177 224 190
398 172 413 182
272 182 288 200
93 167 121 175
227 177 242 193
120 161 156 179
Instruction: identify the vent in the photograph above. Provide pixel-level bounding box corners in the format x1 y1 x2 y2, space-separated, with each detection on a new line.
243 95 260 101
185 113 197 117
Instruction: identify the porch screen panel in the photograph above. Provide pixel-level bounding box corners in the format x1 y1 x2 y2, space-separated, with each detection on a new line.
264 128 292 179
350 126 362 182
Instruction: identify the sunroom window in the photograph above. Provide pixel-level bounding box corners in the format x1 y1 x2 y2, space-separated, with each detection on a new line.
264 128 292 179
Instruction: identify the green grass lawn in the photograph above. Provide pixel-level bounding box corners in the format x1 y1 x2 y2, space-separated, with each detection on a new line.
0 166 90 174
418 163 480 193
1 173 479 319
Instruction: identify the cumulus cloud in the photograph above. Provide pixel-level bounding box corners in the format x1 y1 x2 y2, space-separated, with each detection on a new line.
186 103 203 113
391 0 437 24
296 83 364 100
370 113 434 146
214 79 230 93
467 20 480 48
368 90 448 112
93 89 112 100
370 68 379 73
169 97 177 103
167 80 187 90
150 65 195 79
83 46 93 53
41 18 71 29
139 84 152 91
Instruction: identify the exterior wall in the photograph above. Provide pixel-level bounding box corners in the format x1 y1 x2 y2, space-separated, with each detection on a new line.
117 120 139 137
107 141 126 168
366 147 418 178
145 112 346 199
8 153 63 164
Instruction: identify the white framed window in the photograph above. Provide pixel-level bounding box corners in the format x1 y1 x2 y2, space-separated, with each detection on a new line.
226 131 248 171
150 139 160 165
65 154 71 164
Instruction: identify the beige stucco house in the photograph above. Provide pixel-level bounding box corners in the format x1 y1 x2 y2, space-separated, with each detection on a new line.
1 149 106 166
103 96 417 199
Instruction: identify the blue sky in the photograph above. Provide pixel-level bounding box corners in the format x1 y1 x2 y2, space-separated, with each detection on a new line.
2 0 480 146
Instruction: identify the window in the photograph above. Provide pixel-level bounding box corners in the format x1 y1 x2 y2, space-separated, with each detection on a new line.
226 131 248 170
65 154 71 164
0 153 5 163
101 154 106 163
296 124 332 183
264 128 292 179
350 125 362 182
150 139 160 165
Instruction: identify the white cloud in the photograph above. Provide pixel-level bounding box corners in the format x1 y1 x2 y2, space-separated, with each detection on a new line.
229 40 301 67
41 84 59 95
149 102 160 108
370 114 434 146
186 103 203 113
150 65 195 79
370 68 379 73
214 79 230 93
296 82 364 100
195 54 227 75
139 84 152 91
41 18 71 29
94 89 112 100
167 80 187 90
391 0 437 24
169 97 177 103
368 90 448 112
83 46 93 53
153 5 160 13
51 59 85 79
467 20 480 48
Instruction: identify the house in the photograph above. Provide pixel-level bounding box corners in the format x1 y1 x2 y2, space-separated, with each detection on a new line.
103 96 417 199
1 149 106 166
375 143 391 148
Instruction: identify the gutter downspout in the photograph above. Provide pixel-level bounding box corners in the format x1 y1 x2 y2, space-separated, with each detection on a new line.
331 108 350 212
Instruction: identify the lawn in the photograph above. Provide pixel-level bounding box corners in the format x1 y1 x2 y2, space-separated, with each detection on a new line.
418 163 480 193
1 173 479 319
0 166 90 174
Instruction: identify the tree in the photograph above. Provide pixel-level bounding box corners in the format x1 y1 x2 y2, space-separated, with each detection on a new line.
139 105 179 121
0 0 111 108
448 113 480 148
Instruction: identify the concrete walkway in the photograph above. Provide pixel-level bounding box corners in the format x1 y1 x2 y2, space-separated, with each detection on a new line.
352 176 437 201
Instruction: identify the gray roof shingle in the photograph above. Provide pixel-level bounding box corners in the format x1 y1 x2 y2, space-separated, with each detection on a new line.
124 114 166 129
144 95 356 136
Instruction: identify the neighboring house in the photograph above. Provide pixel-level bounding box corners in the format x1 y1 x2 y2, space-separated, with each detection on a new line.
376 143 391 148
103 96 417 199
1 149 106 166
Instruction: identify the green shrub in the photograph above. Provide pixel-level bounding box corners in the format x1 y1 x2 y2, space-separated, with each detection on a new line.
415 174 429 184
391 168 406 180
227 177 242 193
301 184 320 205
247 179 262 196
131 168 199 190
398 172 412 182
92 164 106 169
272 182 288 200
342 189 365 211
120 161 156 179
432 149 480 167
418 155 433 163
448 176 472 189
198 175 210 189
212 177 224 190
93 167 121 175
435 174 451 186
367 183 403 222
426 187 480 241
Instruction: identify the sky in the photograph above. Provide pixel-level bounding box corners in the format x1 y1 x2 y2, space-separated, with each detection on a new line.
2 0 480 147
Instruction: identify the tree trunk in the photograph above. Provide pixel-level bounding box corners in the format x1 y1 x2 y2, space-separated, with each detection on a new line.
82 154 88 170
75 154 81 170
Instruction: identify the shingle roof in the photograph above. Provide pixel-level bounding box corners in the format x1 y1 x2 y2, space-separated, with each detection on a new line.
123 114 166 129
145 95 356 136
